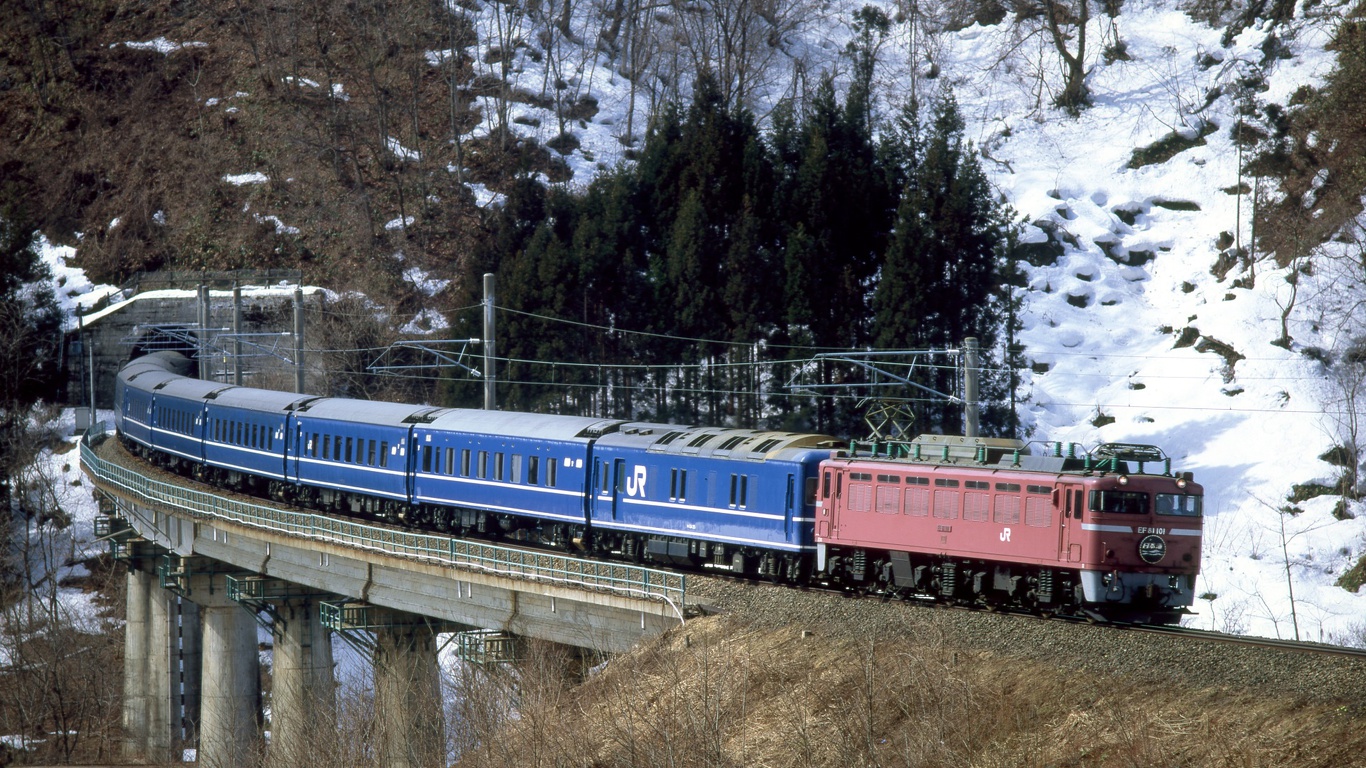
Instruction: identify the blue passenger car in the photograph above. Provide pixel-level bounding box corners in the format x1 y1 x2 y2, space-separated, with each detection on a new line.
411 410 626 532
143 376 222 467
290 398 440 514
203 387 315 484
588 426 839 569
116 353 189 451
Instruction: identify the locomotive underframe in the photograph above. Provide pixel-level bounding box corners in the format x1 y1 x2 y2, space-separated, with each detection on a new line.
818 543 1189 623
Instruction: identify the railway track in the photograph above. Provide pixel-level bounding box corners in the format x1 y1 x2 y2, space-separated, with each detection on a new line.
1125 621 1366 658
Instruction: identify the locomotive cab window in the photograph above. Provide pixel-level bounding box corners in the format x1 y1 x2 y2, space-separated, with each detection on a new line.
1090 490 1149 515
1156 493 1202 517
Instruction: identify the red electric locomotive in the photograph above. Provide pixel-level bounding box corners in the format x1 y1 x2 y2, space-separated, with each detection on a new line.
814 435 1202 624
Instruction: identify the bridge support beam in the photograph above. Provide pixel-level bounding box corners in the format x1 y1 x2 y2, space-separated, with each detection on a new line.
374 621 444 768
267 598 335 767
199 604 262 768
147 586 201 760
122 568 152 760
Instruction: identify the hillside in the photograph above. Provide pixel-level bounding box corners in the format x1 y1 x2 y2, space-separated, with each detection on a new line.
6 0 1366 649
450 577 1366 767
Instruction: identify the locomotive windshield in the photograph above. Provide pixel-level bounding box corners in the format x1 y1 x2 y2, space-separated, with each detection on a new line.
1089 490 1148 515
1155 493 1202 517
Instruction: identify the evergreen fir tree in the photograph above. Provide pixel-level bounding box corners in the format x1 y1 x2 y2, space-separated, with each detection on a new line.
873 90 1007 435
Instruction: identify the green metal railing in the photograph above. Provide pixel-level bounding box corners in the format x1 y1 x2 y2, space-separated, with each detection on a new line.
81 428 685 616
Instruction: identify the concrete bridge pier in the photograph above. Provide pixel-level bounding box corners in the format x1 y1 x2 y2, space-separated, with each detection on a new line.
266 598 335 767
121 568 152 760
147 587 202 760
374 621 444 768
199 603 263 768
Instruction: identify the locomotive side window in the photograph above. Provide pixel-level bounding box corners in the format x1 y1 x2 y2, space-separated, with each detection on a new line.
527 455 539 485
548 459 557 487
495 453 505 482
478 451 489 479
678 469 687 501
461 449 471 477
1155 493 1202 516
821 471 831 500
380 441 389 468
511 454 522 484
422 445 432 473
1090 490 1148 515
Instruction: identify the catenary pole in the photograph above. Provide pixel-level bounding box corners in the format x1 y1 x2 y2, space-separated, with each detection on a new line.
964 337 980 438
484 272 496 410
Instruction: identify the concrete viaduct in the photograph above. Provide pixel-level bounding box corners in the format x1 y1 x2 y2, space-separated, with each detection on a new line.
80 429 688 767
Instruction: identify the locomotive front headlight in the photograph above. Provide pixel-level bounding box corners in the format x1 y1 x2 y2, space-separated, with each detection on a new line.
1176 477 1188 489
1117 474 1129 486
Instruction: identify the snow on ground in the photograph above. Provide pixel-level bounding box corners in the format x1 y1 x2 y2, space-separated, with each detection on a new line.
1 408 121 674
18 0 1366 650
934 1 1366 641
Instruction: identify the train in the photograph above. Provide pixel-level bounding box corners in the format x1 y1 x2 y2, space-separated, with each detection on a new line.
115 351 1204 624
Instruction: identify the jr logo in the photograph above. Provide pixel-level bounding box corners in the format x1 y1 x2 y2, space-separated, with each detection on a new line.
999 527 1012 543
625 465 648 497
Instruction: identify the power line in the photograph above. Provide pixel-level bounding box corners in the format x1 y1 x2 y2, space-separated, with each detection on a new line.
495 305 860 352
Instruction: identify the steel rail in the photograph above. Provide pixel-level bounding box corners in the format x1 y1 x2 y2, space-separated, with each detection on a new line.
1122 622 1366 658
